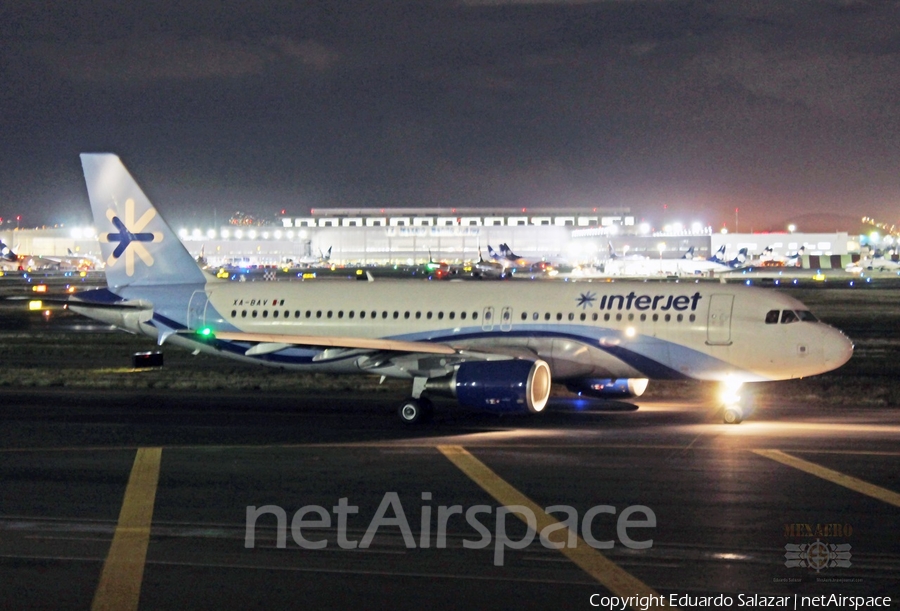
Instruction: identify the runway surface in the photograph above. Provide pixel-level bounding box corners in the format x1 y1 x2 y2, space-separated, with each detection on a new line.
0 389 897 610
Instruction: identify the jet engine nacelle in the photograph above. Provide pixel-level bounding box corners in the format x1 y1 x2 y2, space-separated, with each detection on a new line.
429 359 552 413
565 378 649 399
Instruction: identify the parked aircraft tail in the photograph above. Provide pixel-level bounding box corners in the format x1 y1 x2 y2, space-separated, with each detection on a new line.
708 244 727 263
0 240 16 263
728 247 749 268
500 243 520 260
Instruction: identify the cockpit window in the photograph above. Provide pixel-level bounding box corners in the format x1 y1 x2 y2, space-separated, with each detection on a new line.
796 310 818 322
780 310 799 324
765 310 779 324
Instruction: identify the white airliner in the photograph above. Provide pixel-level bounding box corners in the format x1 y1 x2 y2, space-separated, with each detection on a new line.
605 244 736 277
69 154 853 425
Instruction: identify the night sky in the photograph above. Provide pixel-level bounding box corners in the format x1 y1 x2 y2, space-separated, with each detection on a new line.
2 1 899 231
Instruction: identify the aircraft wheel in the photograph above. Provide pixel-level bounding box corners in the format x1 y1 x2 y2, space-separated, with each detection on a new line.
398 398 434 425
723 406 743 425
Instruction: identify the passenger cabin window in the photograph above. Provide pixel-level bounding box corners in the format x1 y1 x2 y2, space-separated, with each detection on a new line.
781 310 799 324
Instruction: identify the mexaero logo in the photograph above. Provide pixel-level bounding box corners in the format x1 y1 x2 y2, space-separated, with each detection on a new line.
99 198 164 276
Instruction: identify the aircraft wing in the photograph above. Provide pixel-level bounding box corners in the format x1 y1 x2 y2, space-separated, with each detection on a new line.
194 330 458 355
185 331 544 376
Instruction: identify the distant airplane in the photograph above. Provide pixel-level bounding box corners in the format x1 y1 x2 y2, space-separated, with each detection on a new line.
0 242 98 272
486 244 513 269
708 245 749 269
295 244 332 268
605 243 736 277
486 243 560 275
607 242 648 262
751 245 805 268
865 250 900 272
68 153 853 426
0 240 21 271
466 243 508 279
423 249 451 279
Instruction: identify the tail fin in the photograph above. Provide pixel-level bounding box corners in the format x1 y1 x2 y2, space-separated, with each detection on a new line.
729 247 748 267
682 246 695 259
500 243 520 259
0 241 15 263
80 154 206 288
607 242 617 259
709 244 726 262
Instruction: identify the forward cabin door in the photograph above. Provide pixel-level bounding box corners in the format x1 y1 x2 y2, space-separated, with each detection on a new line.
187 290 209 330
706 294 734 345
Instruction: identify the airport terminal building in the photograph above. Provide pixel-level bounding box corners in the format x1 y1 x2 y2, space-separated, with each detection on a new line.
2 205 854 269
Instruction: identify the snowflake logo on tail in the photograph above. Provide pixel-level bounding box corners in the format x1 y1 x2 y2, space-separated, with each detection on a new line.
100 198 164 276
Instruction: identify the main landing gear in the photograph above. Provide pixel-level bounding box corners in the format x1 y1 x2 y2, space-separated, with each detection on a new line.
398 397 434 425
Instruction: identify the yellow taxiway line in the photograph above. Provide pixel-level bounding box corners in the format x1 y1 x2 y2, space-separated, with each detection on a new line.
91 447 162 611
752 449 900 507
437 445 673 611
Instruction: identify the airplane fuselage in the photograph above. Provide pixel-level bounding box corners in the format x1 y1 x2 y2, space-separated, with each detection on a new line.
75 279 852 384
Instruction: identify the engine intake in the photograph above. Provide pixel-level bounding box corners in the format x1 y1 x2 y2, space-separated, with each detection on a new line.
427 359 552 413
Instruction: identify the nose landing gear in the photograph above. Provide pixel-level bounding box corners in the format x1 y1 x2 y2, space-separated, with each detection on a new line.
723 405 743 424
720 379 750 424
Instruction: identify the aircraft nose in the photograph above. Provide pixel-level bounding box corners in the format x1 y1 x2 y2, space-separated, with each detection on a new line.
824 329 854 371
